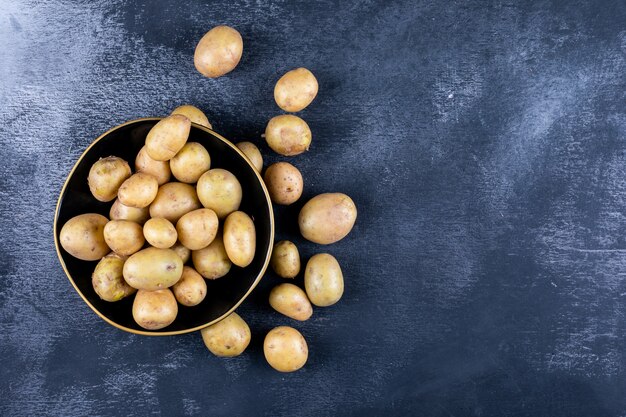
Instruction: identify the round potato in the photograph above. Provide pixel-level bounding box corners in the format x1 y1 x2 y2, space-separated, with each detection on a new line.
171 241 191 264
172 266 207 307
145 114 191 161
235 141 263 172
170 142 211 183
109 198 150 224
274 67 318 112
192 235 232 279
135 146 171 185
88 156 131 202
103 220 145 256
298 193 357 244
59 213 109 261
143 218 177 249
265 115 311 156
196 168 242 219
304 253 344 307
201 312 251 357
117 172 159 208
264 326 308 372
223 211 256 268
269 283 312 321
263 162 303 205
194 25 243 78
132 289 178 330
171 105 212 129
270 240 300 278
92 253 136 302
150 182 201 223
123 247 183 290
176 208 218 250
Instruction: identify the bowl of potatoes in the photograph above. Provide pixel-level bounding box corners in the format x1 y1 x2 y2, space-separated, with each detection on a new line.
54 115 274 336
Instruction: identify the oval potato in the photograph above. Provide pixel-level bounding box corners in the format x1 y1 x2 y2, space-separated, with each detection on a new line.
103 220 145 256
92 253 136 302
135 146 171 185
145 114 190 161
196 168 242 219
223 211 256 268
265 115 311 156
263 326 308 372
171 104 212 129
270 240 300 278
269 283 312 321
194 26 243 78
274 67 318 112
123 247 183 290
143 218 177 249
298 193 357 244
109 198 150 224
117 172 159 208
192 235 231 279
88 156 131 202
170 142 211 183
304 253 344 307
176 208 218 250
171 241 191 264
264 162 303 205
235 141 263 172
132 289 178 330
150 182 201 223
200 312 251 357
59 213 110 261
172 266 207 307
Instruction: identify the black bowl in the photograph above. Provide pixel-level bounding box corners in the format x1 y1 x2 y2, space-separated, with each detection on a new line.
53 118 274 336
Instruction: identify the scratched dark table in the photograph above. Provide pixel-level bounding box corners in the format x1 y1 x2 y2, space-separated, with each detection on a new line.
1 0 626 416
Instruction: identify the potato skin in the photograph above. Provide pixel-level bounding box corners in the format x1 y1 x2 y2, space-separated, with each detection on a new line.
171 104 212 129
172 266 207 306
88 156 131 202
196 168 242 219
145 114 191 161
269 283 312 321
59 213 110 261
265 115 311 156
274 67 318 112
117 172 159 208
223 211 256 268
143 218 177 249
270 240 300 278
103 220 145 256
194 26 243 78
150 182 201 223
135 146 171 185
109 198 150 224
170 142 211 183
192 234 232 279
201 312 251 357
304 253 344 307
298 193 357 244
123 247 183 290
176 208 218 250
235 141 263 172
263 162 303 205
263 326 308 372
171 241 191 263
132 289 178 330
92 253 136 302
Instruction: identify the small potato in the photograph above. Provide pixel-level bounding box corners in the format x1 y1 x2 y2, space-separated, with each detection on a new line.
176 208 218 250
223 211 256 268
192 235 232 279
145 114 191 161
235 141 263 172
194 26 243 78
264 162 303 205
171 241 191 264
92 253 136 302
264 326 308 372
170 142 211 183
135 146 171 185
171 104 212 129
59 213 109 261
103 220 145 256
304 253 344 307
270 240 300 278
88 156 131 202
172 266 207 306
150 182 201 223
123 247 183 290
200 312 251 357
274 67 318 112
143 218 177 249
117 173 159 208
269 283 312 321
132 289 178 330
265 115 311 156
298 193 357 244
109 198 150 224
196 169 242 219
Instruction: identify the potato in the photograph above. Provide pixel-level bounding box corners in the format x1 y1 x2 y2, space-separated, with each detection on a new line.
103 220 145 256
223 211 256 268
200 312 250 357
270 240 300 278
235 141 263 172
92 253 136 302
176 208 218 250
145 114 191 161
87 156 132 202
143 218 177 249
265 115 311 156
109 198 150 224
269 283 312 321
135 146 171 185
194 26 243 78
196 168 242 219
192 234 231 279
298 193 357 244
59 213 110 261
172 266 207 306
171 241 191 264
263 326 308 372
263 162 303 205
117 172 159 208
150 182 201 223
132 289 178 330
304 253 344 307
274 67 318 112
123 247 183 290
171 104 212 129
170 142 211 183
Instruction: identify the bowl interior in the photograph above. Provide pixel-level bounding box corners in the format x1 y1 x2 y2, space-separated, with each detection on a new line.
54 118 273 335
